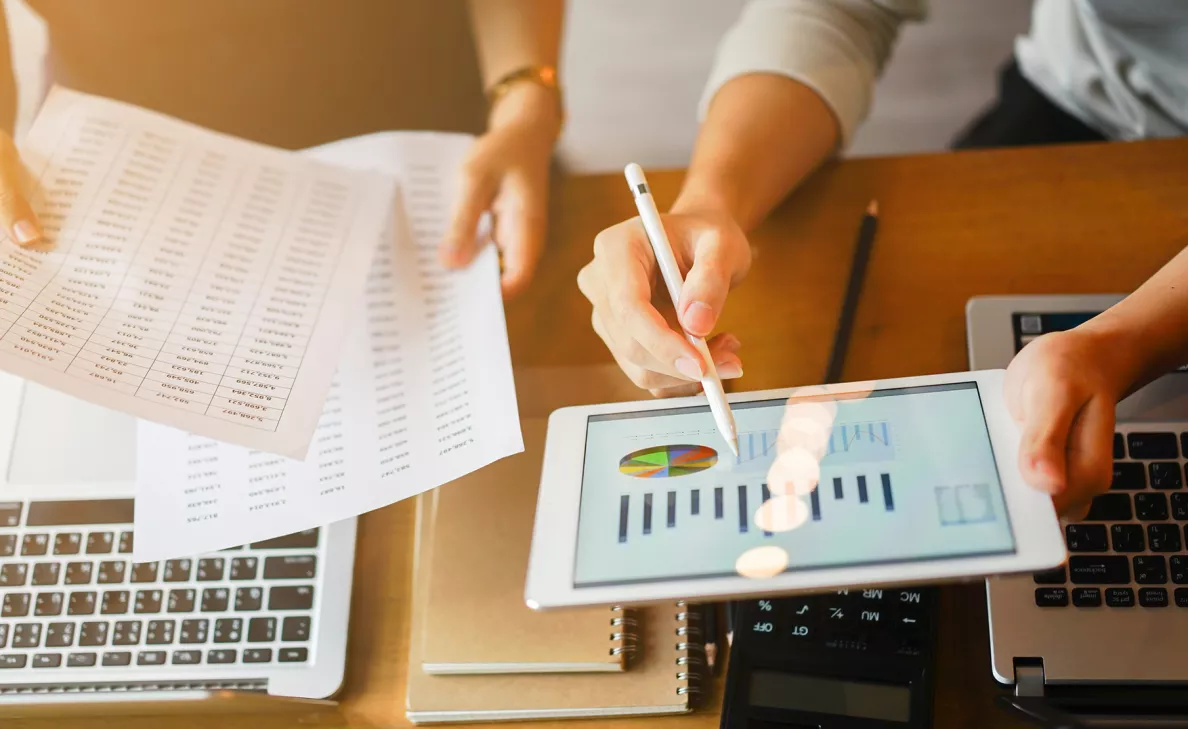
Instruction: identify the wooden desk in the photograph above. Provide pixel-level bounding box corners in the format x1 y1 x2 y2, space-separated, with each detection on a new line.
26 138 1188 729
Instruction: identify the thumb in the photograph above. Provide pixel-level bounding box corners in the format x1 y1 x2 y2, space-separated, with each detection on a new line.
677 227 739 337
0 134 40 246
1017 377 1081 495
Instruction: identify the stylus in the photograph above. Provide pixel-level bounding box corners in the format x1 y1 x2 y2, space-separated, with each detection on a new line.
624 163 739 457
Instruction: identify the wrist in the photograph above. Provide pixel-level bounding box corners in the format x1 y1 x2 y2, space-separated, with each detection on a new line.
670 184 737 221
488 75 563 141
1073 316 1149 397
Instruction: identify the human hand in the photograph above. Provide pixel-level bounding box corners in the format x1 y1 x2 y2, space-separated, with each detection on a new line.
438 82 560 298
577 205 751 397
1004 328 1128 518
0 132 41 246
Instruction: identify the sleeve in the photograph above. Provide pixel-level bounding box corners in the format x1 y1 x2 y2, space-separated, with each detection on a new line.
701 0 928 146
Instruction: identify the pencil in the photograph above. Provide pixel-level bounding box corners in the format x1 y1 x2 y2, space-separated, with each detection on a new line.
823 200 879 385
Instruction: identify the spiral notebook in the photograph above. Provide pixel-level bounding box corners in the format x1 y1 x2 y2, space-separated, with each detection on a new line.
407 489 702 723
419 418 634 674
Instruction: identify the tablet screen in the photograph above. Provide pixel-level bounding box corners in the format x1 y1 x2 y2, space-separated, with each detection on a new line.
574 381 1016 587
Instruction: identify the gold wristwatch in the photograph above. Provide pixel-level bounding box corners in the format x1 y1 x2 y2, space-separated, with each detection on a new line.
487 65 564 128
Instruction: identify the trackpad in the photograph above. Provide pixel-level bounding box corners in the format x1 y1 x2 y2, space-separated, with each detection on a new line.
7 384 137 484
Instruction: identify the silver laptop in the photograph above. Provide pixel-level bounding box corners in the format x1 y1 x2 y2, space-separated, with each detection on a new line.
967 295 1188 697
0 373 355 703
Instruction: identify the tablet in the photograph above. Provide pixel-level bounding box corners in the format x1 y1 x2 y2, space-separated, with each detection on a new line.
525 370 1065 609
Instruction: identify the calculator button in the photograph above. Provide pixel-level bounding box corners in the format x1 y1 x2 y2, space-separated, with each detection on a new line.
1070 555 1131 584
1035 588 1068 607
264 555 317 579
230 557 258 580
1134 556 1168 585
1128 433 1178 460
2 593 30 618
130 563 159 583
101 590 130 615
68 592 96 616
235 587 263 611
1066 524 1108 552
21 533 48 556
171 650 201 665
64 562 93 585
1111 462 1146 490
1135 493 1170 521
138 651 167 666
248 617 276 643
1085 493 1133 521
67 653 97 668
1150 463 1183 490
46 623 74 647
1106 588 1135 608
54 533 82 555
0 563 26 586
1149 524 1182 552
1139 588 1169 608
1033 567 1067 585
1110 525 1145 553
86 532 114 554
282 616 311 642
34 592 63 617
196 558 225 582
1072 587 1102 607
33 653 62 668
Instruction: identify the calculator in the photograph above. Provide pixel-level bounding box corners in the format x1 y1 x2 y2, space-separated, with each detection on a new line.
721 588 939 729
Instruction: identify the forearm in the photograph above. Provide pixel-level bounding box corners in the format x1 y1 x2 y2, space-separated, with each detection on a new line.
0 1 17 136
1083 246 1188 391
672 73 838 231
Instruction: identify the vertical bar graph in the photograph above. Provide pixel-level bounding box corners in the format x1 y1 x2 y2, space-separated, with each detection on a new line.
715 487 724 519
691 489 700 516
760 483 772 537
857 475 869 503
833 477 843 500
810 487 821 521
667 491 676 528
643 493 653 535
881 474 894 511
737 484 748 533
618 494 629 543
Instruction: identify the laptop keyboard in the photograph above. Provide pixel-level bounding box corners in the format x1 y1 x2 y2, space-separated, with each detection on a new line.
0 499 318 672
1034 431 1188 610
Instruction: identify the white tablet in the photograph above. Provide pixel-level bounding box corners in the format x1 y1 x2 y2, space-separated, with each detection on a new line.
525 370 1066 609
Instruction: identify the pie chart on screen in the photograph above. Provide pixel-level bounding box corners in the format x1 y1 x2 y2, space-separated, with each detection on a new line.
618 445 718 478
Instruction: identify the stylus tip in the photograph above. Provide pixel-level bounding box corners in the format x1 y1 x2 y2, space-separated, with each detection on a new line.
726 435 740 458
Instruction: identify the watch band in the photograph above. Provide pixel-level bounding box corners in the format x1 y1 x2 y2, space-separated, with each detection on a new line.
487 65 564 126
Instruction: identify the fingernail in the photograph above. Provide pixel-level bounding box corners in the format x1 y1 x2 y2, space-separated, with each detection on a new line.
682 301 716 336
717 362 743 379
674 357 703 380
12 220 39 245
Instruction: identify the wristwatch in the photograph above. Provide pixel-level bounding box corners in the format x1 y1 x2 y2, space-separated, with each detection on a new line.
487 65 564 128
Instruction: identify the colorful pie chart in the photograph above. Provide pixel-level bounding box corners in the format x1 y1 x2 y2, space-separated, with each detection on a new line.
618 444 719 478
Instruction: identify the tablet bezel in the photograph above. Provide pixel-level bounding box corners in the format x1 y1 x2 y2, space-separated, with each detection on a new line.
525 369 1066 609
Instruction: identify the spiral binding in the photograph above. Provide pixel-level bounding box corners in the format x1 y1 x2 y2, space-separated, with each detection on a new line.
673 601 703 698
608 605 639 661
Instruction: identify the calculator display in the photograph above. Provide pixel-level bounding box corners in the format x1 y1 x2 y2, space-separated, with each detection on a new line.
573 381 1016 587
749 670 911 722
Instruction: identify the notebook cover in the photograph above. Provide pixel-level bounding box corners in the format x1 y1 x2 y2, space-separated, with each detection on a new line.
419 418 632 674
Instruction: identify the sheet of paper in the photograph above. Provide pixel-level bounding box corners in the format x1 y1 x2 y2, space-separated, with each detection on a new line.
133 133 523 560
0 87 395 457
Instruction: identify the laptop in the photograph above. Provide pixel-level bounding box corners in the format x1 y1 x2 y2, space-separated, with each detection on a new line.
0 372 355 703
966 295 1188 724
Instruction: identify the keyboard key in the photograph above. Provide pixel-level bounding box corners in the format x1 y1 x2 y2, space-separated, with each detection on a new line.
1134 556 1168 584
1177 588 1188 608
0 624 6 648
32 562 60 586
269 585 314 611
1150 462 1184 490
1070 555 1131 584
196 558 225 582
180 619 209 644
1171 556 1188 584
1140 588 1169 608
135 590 163 614
66 652 97 667
130 563 158 583
146 620 176 645
54 533 81 555
113 621 141 646
168 589 196 613
1106 587 1135 607
86 532 114 554
0 502 20 527
264 556 317 579
214 618 243 643
137 651 167 666
243 648 273 663
201 588 229 612
1110 463 1146 491
1086 493 1133 521
207 649 236 664
79 622 108 647
1136 493 1170 521
101 590 129 615
0 534 14 557
97 561 126 584
118 532 134 554
248 617 276 643
3 593 30 617
0 655 27 669
1173 493 1188 521
64 562 92 585
1149 524 1182 552
68 591 96 616
32 654 61 668
102 651 132 667
251 530 318 550
1066 524 1108 552
1114 433 1125 459
164 559 191 582
1111 524 1145 552
1072 587 1102 607
0 563 28 586
1033 567 1066 585
230 557 258 580
45 623 74 648
235 587 263 611
1128 432 1179 460
171 650 201 665
1183 433 1188 459
14 623 41 648
282 616 311 642
279 647 308 663
35 592 63 617
21 533 49 556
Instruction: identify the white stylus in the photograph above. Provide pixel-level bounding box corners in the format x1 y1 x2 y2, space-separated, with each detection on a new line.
624 163 740 457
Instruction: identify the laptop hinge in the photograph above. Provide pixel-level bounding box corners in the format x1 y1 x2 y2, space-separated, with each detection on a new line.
1015 660 1046 698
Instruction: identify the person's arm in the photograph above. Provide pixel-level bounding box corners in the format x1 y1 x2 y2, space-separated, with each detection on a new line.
439 0 564 297
0 1 40 246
